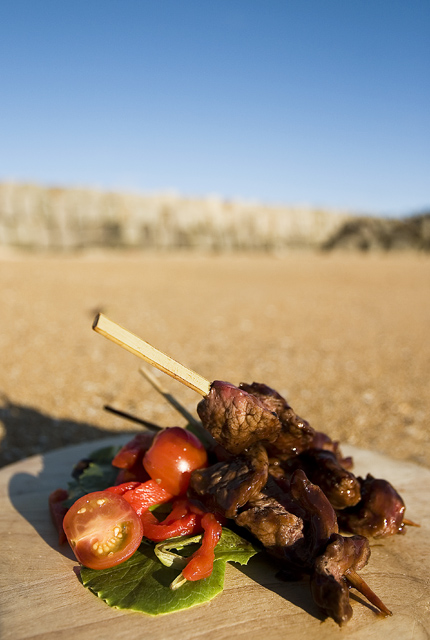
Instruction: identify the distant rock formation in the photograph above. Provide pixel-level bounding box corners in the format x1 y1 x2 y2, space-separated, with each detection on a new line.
322 213 430 252
0 182 349 252
1 182 427 252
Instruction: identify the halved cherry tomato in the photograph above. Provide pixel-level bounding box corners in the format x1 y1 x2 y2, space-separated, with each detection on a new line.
63 491 143 570
143 427 208 495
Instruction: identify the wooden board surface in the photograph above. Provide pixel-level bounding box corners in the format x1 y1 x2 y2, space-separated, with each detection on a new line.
0 437 429 640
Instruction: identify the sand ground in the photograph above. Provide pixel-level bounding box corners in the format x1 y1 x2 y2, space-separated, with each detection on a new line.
0 249 429 468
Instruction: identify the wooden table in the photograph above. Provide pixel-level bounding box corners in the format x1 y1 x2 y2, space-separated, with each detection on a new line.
1 437 429 640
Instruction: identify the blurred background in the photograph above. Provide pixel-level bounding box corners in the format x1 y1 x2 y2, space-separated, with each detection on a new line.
0 1 429 468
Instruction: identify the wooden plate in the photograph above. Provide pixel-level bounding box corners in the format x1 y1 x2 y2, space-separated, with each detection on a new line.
1 437 429 640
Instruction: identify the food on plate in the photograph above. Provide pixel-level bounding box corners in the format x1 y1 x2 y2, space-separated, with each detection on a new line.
191 379 414 623
49 314 419 625
51 379 418 625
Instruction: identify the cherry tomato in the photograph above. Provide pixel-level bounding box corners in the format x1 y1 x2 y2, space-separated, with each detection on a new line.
63 491 143 569
143 427 208 496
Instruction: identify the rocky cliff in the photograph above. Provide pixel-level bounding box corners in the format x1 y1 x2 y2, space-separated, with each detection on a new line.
322 213 430 252
0 182 349 251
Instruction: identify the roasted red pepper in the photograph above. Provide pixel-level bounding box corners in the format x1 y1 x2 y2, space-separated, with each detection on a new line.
112 433 154 484
118 479 173 515
112 432 155 469
105 481 141 495
182 513 222 581
140 509 201 542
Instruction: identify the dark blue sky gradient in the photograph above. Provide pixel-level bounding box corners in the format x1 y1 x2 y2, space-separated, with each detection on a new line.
1 1 429 215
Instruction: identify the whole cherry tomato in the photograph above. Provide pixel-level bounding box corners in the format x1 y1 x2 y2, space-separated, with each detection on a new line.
143 427 208 495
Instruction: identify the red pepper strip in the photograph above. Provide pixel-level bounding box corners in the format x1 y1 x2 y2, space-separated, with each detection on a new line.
112 432 155 469
48 488 69 545
182 513 222 581
141 510 201 541
161 499 191 524
105 481 141 495
121 480 173 515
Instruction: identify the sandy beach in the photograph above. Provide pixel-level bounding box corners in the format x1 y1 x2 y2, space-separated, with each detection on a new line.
1 249 429 468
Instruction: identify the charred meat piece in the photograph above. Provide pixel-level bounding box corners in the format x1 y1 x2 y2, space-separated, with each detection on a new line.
311 431 353 470
337 474 406 538
287 469 339 568
197 380 281 454
311 533 370 625
237 470 338 573
189 443 268 518
240 382 315 457
235 494 304 558
283 449 361 510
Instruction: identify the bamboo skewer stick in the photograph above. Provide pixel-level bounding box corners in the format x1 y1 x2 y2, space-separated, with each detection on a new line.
138 365 216 446
403 518 420 527
346 569 392 617
139 366 202 428
92 313 211 396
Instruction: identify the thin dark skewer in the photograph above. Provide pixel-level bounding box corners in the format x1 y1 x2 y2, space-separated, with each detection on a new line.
103 404 163 430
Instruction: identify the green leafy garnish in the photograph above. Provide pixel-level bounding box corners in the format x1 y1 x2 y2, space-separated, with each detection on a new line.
81 528 258 615
154 533 203 569
62 443 259 615
63 445 120 508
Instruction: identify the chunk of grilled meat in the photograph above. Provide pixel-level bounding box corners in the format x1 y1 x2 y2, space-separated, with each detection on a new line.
310 431 353 469
311 533 371 625
337 474 406 538
236 470 338 573
189 443 268 518
281 449 361 510
239 382 315 457
235 494 304 556
197 380 281 454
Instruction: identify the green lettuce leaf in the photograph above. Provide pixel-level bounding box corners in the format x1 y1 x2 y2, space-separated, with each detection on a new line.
80 528 258 615
63 445 121 507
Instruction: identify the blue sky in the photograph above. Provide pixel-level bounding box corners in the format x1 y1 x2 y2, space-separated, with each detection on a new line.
1 1 429 216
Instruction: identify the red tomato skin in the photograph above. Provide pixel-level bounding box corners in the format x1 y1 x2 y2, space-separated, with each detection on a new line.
143 427 208 495
63 491 143 570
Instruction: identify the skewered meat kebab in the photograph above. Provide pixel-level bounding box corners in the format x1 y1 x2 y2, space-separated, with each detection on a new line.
92 314 408 624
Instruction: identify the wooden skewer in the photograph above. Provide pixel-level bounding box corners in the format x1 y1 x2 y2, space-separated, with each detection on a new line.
138 365 216 447
403 518 420 527
346 569 392 617
92 313 211 397
139 366 202 428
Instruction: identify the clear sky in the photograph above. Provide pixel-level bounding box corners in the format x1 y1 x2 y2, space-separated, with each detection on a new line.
1 1 429 216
